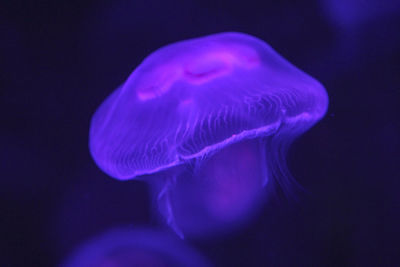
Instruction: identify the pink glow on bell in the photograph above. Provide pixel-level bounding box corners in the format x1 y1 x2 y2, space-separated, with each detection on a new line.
135 42 260 101
137 63 182 101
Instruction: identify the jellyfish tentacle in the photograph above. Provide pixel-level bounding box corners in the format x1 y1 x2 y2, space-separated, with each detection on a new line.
157 176 184 239
266 130 308 203
258 138 269 187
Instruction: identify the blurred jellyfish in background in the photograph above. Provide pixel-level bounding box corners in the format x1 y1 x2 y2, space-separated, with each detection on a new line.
61 228 210 267
317 0 400 80
89 32 328 238
320 0 400 31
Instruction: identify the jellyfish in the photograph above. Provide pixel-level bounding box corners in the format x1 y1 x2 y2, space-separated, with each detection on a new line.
89 32 328 237
321 0 400 31
61 228 210 267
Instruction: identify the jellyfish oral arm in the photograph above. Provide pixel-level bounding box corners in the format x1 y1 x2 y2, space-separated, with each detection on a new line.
157 175 184 239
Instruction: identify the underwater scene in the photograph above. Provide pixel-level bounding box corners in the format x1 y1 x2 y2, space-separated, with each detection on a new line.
2 0 399 266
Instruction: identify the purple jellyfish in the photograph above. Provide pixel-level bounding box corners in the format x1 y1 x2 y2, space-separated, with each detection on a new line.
61 228 210 267
90 32 328 237
321 0 400 31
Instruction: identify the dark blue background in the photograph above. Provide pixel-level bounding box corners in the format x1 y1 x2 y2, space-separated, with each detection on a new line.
1 0 399 266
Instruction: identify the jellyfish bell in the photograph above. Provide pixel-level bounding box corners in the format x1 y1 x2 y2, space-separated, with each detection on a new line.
61 228 210 267
89 32 328 237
